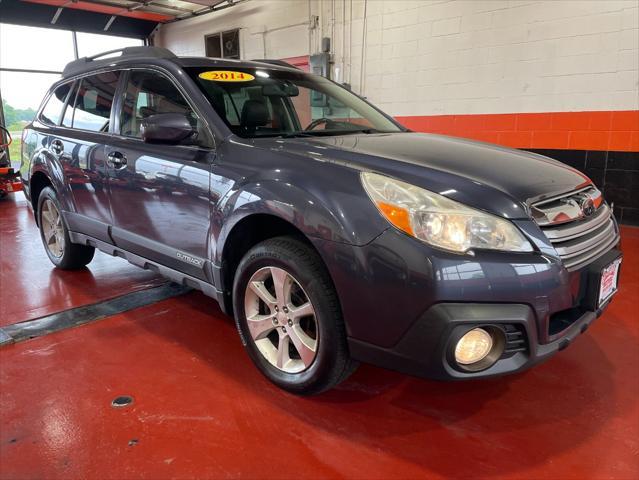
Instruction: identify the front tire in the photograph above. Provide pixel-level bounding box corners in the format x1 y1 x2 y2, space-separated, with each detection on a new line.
37 186 95 269
233 236 357 395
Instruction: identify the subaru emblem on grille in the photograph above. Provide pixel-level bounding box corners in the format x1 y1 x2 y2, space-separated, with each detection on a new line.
530 186 603 225
531 185 617 271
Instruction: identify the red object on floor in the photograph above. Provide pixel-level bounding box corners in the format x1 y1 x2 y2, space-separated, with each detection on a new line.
0 194 165 326
0 168 22 196
0 196 638 478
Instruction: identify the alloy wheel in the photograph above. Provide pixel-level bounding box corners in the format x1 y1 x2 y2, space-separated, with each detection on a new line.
41 199 65 258
244 266 318 373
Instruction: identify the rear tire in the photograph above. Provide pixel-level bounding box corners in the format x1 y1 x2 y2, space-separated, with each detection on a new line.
37 186 95 269
233 236 357 395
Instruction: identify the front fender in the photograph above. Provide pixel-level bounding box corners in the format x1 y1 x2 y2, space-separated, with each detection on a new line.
214 177 387 264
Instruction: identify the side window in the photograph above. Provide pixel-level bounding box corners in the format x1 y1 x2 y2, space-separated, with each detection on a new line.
40 83 72 126
120 70 197 139
65 71 120 132
61 82 78 128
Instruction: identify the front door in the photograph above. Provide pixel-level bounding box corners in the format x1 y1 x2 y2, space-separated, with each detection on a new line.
106 69 214 281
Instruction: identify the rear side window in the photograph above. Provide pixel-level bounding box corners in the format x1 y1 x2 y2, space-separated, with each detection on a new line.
40 83 72 126
64 71 120 132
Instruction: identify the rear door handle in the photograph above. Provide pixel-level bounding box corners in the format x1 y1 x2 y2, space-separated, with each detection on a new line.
107 151 127 169
50 139 63 155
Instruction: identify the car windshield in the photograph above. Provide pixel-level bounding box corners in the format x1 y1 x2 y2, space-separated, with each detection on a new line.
186 66 402 138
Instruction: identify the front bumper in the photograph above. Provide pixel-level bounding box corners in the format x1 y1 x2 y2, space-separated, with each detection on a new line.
348 301 606 380
312 226 620 380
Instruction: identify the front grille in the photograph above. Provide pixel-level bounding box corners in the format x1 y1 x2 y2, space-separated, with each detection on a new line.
548 306 587 336
532 187 619 271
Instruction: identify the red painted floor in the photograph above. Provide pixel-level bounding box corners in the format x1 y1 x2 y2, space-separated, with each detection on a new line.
0 194 165 326
0 193 638 479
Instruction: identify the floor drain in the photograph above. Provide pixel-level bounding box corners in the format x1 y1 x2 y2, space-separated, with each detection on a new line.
111 395 134 408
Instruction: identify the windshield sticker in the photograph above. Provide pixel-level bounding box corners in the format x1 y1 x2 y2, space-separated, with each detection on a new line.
198 71 255 82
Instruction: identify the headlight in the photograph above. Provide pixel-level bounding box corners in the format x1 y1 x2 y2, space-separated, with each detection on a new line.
361 172 533 253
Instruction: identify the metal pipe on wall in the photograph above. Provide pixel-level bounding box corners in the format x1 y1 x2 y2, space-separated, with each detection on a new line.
359 0 367 96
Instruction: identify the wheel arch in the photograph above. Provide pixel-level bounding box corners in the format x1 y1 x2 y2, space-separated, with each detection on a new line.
218 212 334 316
29 170 54 226
27 144 69 224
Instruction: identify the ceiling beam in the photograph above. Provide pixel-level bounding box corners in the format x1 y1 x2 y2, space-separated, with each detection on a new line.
0 0 159 38
169 0 246 23
22 0 174 23
104 14 116 30
50 6 64 23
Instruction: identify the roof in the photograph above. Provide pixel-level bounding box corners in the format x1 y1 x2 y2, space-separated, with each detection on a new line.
61 47 304 78
174 57 302 72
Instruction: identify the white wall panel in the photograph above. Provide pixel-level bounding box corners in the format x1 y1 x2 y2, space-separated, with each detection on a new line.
157 0 639 116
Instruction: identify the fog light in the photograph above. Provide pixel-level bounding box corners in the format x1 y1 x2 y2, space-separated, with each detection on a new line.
455 328 493 365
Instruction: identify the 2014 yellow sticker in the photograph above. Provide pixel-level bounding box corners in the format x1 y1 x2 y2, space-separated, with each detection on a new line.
198 71 255 82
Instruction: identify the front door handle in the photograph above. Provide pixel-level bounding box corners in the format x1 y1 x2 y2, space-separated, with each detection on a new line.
50 139 63 155
107 151 127 169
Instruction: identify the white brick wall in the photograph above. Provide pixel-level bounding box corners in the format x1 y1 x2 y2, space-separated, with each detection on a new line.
157 0 639 117
155 0 311 60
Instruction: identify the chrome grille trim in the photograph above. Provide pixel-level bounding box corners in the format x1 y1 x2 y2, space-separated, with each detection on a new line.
541 203 611 242
531 186 602 226
553 220 615 259
533 189 619 272
563 230 618 271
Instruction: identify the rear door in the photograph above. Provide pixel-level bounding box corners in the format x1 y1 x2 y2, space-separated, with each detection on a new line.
105 68 214 281
53 71 121 242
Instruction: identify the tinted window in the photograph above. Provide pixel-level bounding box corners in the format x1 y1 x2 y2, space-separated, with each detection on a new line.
187 67 400 138
40 83 71 125
120 70 196 138
65 71 120 132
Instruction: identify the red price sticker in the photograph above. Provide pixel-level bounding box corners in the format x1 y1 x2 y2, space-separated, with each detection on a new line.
198 71 255 82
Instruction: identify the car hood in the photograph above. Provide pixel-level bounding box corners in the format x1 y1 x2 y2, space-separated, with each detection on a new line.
258 132 592 220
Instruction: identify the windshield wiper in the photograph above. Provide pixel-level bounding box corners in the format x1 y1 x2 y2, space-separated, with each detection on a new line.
343 128 381 134
278 131 319 138
278 128 388 138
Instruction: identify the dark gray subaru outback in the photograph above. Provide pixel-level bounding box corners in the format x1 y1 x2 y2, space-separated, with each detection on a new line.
21 47 622 394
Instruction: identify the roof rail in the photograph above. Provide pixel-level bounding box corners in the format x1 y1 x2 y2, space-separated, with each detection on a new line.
62 46 177 78
251 59 301 70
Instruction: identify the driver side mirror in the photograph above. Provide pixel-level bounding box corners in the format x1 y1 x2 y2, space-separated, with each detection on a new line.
140 113 198 145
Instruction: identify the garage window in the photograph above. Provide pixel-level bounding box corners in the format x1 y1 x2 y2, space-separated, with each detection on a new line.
205 29 240 59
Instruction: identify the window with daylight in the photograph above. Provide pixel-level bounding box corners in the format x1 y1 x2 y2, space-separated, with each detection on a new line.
0 23 142 167
205 29 240 59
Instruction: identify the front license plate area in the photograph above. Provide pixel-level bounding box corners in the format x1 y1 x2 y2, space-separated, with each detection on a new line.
598 257 622 307
583 249 622 311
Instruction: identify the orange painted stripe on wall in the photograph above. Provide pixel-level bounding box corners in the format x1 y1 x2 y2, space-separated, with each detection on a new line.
395 110 639 152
